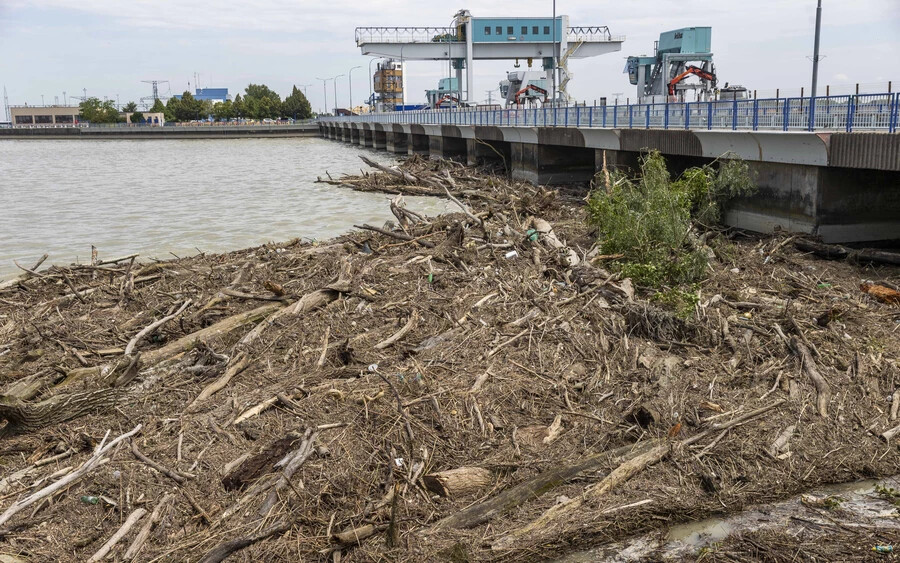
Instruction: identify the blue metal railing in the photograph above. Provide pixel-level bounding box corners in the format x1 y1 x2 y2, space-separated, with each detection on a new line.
320 93 899 133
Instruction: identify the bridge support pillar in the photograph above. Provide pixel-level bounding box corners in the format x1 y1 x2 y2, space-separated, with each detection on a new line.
387 131 408 154
467 138 511 169
362 128 373 148
373 129 387 150
511 142 595 184
350 127 360 144
341 127 350 143
409 133 429 155
429 135 466 161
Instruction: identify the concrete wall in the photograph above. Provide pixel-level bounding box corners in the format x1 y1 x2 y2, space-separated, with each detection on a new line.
1 124 320 139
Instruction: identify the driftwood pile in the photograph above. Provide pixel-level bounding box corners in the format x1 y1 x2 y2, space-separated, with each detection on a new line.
0 155 898 561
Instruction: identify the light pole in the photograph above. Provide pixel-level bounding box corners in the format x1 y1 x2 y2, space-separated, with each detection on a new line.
348 66 361 113
368 57 380 111
299 84 311 97
315 77 331 114
551 0 557 106
809 0 823 131
399 45 406 110
332 74 344 113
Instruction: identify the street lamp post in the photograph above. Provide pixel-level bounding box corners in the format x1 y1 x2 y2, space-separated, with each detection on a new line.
332 74 344 113
368 57 380 111
348 66 361 113
315 77 331 114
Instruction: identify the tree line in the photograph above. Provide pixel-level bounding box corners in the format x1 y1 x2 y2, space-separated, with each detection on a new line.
78 84 313 124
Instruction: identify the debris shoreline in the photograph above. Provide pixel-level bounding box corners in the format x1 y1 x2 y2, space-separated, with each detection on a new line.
0 155 898 561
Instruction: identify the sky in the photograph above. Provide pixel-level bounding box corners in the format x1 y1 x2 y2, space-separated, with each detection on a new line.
1 0 898 114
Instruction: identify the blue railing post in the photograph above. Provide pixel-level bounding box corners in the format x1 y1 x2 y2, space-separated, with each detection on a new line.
888 94 900 133
752 99 759 131
576 105 581 127
782 98 790 131
613 105 617 128
732 99 738 130
664 102 669 130
645 104 650 129
685 102 690 129
588 105 593 127
628 104 633 128
706 101 712 130
565 106 569 127
847 95 855 132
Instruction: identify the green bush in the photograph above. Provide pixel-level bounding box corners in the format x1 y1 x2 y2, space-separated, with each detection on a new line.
587 151 755 287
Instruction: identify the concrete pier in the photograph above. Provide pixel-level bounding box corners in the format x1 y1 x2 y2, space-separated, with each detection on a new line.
320 121 900 243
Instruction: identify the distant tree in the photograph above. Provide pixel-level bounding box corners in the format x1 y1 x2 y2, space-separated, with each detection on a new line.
213 100 234 121
122 101 138 113
165 97 180 121
130 111 144 123
149 98 166 114
173 91 202 121
232 94 244 119
281 86 312 119
242 84 282 119
78 97 120 123
200 99 214 120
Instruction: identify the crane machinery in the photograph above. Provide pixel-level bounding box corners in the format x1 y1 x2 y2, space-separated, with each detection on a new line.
625 27 717 103
499 70 548 107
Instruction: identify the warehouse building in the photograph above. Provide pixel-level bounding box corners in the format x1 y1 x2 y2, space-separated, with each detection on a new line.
10 105 80 125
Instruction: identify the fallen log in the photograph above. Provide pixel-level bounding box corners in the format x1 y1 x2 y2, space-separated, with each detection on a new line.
795 239 900 266
423 467 492 497
789 337 831 417
430 439 663 530
197 520 292 563
123 493 174 560
87 507 147 562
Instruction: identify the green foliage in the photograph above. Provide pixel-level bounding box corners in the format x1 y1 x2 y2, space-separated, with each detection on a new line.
232 94 244 118
242 84 282 119
212 100 235 121
169 91 203 122
672 158 756 225
130 111 144 123
875 485 900 508
651 286 700 319
586 151 756 287
122 101 138 113
281 86 312 119
149 99 166 114
78 97 120 123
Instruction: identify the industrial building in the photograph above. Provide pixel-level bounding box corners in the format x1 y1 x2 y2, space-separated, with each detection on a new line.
372 61 403 112
173 88 230 103
356 10 624 107
9 105 80 125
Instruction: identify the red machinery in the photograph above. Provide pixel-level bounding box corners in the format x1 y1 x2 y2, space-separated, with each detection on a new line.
435 94 463 108
667 65 716 96
514 84 548 106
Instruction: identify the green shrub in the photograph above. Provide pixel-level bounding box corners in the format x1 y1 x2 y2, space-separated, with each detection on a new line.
587 151 755 287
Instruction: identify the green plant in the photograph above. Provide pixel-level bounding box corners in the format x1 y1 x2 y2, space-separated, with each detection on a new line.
586 151 755 287
652 286 701 319
875 484 900 508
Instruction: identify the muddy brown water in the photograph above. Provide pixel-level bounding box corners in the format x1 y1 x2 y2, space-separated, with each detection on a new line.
0 138 449 279
553 477 900 561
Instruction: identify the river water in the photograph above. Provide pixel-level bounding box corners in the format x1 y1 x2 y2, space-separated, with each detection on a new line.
0 138 447 279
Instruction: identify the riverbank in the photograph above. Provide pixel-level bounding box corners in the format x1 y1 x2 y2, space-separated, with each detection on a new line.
0 157 898 561
0 123 318 139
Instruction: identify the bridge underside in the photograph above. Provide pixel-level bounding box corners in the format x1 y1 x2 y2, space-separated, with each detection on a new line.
322 122 900 243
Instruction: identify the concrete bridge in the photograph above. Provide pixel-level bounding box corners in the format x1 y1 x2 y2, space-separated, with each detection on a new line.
319 120 900 243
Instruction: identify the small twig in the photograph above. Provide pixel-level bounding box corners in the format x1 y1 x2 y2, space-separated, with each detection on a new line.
130 440 191 484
